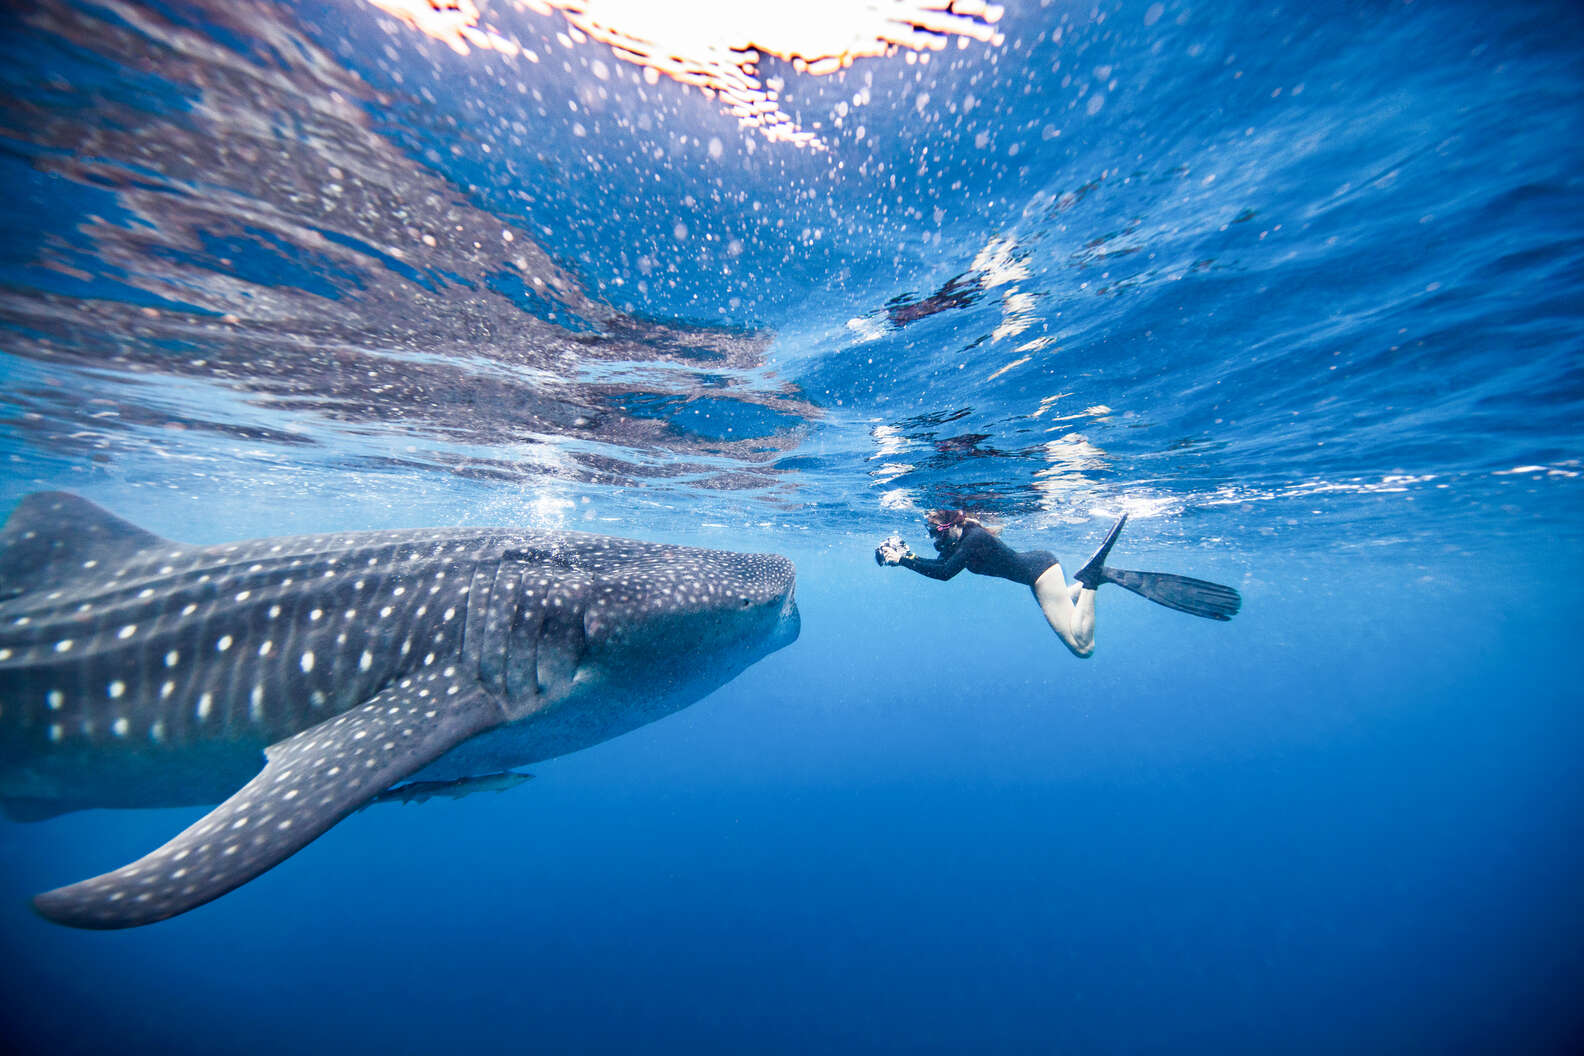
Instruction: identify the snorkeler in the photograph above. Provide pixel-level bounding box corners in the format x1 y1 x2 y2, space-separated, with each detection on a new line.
875 510 1240 658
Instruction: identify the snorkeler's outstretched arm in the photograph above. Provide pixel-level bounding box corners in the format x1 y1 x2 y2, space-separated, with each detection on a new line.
897 546 971 581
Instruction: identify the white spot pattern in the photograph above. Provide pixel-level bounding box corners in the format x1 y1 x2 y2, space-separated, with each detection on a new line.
29 665 494 927
6 504 797 928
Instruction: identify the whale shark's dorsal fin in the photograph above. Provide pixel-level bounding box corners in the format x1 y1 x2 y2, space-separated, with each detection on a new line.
0 492 170 600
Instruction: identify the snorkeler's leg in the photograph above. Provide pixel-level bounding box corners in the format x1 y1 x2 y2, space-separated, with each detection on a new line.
1033 563 1096 658
1072 581 1097 653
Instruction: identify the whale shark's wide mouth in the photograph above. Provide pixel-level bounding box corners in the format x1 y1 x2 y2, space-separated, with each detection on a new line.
776 582 800 647
749 555 798 651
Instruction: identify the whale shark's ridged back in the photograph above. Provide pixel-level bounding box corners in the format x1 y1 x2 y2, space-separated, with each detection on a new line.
0 493 167 602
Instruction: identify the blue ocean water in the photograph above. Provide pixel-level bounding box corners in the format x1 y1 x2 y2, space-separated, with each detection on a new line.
1 0 1582 1051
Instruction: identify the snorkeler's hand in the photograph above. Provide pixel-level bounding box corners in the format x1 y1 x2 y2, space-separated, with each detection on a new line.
875 535 910 566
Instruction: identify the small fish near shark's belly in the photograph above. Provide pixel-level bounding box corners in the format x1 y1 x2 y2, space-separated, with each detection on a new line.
0 492 799 928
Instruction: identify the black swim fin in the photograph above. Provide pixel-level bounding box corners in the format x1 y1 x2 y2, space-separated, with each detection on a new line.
1097 568 1242 621
1073 513 1241 620
1074 513 1128 589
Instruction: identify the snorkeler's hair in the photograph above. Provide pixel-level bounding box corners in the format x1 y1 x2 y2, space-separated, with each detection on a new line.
925 508 1001 535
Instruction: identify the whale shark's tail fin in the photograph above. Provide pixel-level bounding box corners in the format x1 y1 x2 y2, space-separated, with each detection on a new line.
1097 568 1242 621
0 492 168 601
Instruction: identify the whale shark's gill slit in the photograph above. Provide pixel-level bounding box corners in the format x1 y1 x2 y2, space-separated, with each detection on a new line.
473 560 523 700
534 600 586 701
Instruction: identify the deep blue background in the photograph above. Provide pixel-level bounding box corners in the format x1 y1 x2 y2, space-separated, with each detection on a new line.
3 540 1581 1052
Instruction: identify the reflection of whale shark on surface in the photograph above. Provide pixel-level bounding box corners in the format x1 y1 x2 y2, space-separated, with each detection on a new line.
0 493 799 929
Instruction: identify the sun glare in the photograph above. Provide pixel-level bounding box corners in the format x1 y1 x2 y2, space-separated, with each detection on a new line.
363 0 1006 147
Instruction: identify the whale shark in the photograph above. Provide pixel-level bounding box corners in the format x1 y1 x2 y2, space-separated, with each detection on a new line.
0 492 799 928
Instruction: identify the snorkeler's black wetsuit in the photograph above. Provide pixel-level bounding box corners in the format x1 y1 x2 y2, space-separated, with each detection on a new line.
890 517 1242 621
899 523 1058 586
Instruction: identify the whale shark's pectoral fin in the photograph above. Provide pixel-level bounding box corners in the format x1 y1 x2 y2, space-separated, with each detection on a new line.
32 668 504 930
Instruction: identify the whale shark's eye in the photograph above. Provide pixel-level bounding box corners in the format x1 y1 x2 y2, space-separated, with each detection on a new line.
740 596 751 608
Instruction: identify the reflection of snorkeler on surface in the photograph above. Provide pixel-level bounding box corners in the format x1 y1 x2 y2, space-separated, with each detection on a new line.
875 509 1241 658
885 272 983 326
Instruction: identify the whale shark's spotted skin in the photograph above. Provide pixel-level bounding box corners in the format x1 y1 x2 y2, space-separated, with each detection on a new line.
0 493 799 928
